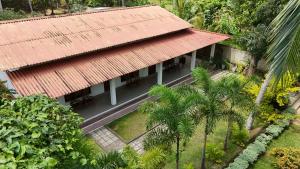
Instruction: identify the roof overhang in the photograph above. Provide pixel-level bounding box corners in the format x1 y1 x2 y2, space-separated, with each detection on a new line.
8 29 229 98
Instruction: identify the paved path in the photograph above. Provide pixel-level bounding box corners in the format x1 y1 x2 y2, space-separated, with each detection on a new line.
90 127 125 152
90 70 232 153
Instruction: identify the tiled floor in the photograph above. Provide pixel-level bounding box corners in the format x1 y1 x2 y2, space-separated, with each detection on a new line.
90 127 125 152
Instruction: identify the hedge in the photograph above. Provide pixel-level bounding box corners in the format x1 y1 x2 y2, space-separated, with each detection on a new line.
225 119 290 169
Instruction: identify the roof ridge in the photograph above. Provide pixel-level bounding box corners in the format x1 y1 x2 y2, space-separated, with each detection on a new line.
0 5 158 25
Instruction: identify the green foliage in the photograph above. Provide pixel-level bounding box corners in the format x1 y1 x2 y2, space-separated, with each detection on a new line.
0 9 27 21
226 157 249 169
0 95 95 168
121 146 166 169
231 125 249 147
245 74 299 123
226 119 290 169
205 144 224 164
0 81 13 99
270 147 300 169
96 151 127 169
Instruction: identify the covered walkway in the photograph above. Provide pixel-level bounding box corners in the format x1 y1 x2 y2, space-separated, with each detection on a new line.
75 57 192 120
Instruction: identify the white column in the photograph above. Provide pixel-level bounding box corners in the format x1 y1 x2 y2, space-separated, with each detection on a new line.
109 78 117 105
191 51 197 70
210 44 216 62
157 63 163 85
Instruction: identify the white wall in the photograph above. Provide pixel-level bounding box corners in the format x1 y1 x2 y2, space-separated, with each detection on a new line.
115 77 126 88
139 68 148 78
221 46 251 65
0 71 15 91
90 83 104 96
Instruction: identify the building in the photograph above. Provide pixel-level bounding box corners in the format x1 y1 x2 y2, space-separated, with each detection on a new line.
0 6 229 131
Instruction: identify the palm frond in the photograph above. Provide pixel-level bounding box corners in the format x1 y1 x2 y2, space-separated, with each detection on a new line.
192 67 212 92
267 0 300 86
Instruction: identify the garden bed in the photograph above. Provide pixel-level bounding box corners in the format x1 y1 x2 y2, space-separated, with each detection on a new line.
107 110 148 143
253 124 300 169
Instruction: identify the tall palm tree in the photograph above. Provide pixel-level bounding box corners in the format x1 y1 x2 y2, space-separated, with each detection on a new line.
187 68 225 169
219 75 254 150
28 0 33 13
141 85 196 169
0 0 3 12
246 0 300 130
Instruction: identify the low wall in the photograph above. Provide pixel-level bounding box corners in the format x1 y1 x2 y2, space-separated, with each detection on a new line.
216 44 268 71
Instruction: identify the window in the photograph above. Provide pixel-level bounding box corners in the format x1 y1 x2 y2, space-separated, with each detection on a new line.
65 88 91 102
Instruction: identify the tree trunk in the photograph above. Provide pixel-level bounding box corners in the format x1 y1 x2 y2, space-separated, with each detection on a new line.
0 0 3 12
247 56 256 76
246 72 273 130
28 0 33 14
176 135 180 169
201 131 208 169
224 120 232 151
50 0 55 15
121 0 125 7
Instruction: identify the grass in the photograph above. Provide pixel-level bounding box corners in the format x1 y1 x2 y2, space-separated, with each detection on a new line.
107 111 148 143
163 121 242 169
252 124 300 169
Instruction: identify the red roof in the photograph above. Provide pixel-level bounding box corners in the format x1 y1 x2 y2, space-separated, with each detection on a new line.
0 6 191 71
8 29 229 98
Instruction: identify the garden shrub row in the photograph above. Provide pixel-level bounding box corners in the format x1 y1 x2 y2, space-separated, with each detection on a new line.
225 120 290 169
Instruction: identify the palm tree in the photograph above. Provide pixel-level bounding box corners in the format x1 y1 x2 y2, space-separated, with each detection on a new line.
187 67 225 169
0 0 3 12
246 0 300 130
28 0 33 13
141 85 196 169
219 75 254 150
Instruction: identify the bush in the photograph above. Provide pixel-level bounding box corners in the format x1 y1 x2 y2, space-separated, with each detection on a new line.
205 144 224 164
270 148 300 169
0 9 27 21
0 95 95 168
226 120 290 169
265 125 285 137
231 124 249 147
226 157 249 169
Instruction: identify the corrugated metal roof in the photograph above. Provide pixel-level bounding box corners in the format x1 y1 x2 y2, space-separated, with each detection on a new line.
0 6 191 71
8 29 229 98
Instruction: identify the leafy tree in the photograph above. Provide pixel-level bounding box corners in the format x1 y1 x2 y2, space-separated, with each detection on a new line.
141 85 196 169
186 67 226 169
246 0 300 129
0 95 96 168
219 75 254 150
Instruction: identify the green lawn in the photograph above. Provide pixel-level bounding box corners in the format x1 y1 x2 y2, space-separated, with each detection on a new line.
163 121 242 169
253 124 300 169
107 111 148 143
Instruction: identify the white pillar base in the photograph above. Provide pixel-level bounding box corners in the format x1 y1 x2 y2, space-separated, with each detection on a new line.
109 79 117 105
157 63 163 85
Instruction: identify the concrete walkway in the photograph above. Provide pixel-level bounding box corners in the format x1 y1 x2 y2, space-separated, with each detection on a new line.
90 70 232 153
90 127 125 152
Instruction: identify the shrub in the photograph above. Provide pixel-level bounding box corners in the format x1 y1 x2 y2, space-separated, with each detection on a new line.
0 95 95 168
239 147 260 164
265 125 284 137
255 133 273 145
231 124 249 147
0 9 27 21
205 144 224 164
226 157 249 169
270 148 300 169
